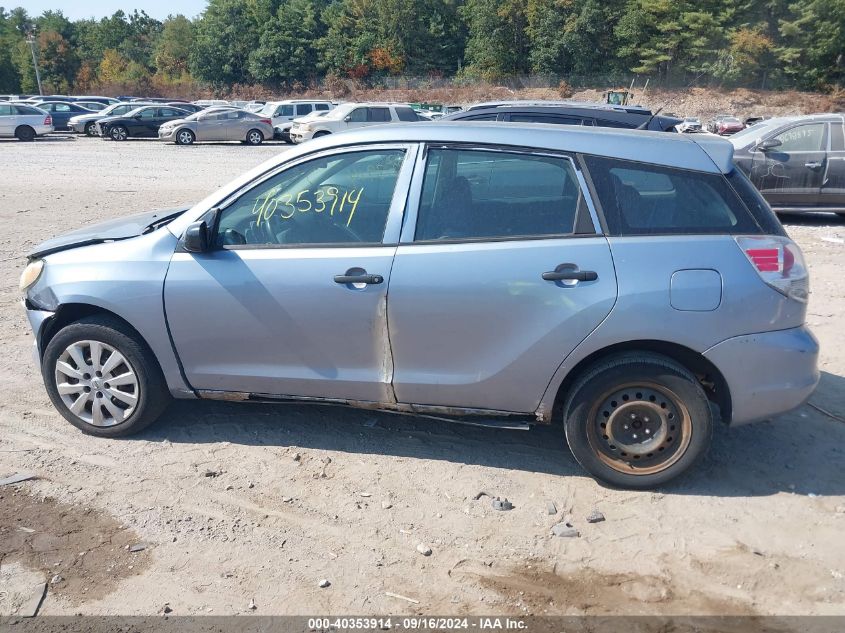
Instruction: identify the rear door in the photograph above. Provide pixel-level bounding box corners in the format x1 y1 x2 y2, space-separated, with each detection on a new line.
387 145 617 413
750 121 827 208
820 117 845 209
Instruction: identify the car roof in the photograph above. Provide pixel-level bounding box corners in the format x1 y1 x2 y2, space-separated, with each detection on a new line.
295 122 733 173
467 100 653 115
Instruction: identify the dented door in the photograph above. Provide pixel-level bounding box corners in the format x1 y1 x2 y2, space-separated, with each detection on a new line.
163 144 418 402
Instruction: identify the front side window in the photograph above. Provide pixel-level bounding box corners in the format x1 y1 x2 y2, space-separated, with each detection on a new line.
159 108 182 117
347 108 367 123
216 149 406 247
275 105 294 117
415 148 583 241
772 123 826 152
137 109 156 119
584 155 760 235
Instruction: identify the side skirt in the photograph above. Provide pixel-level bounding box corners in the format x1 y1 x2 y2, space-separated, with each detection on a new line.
196 389 536 430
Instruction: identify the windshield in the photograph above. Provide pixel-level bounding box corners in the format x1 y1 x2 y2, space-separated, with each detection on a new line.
258 103 280 116
324 103 354 119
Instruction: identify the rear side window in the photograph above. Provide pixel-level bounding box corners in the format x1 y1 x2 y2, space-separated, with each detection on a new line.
395 107 419 122
369 107 390 122
0 104 14 115
583 155 761 235
415 148 583 241
831 122 845 151
14 105 40 115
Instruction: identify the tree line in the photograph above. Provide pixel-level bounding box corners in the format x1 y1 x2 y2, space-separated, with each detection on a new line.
0 0 842 96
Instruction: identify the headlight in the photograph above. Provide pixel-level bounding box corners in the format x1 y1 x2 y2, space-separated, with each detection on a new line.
19 259 44 291
301 124 312 132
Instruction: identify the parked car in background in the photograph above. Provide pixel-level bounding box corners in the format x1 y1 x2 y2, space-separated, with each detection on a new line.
678 117 702 133
708 115 745 135
731 114 845 217
281 110 328 140
20 123 817 489
442 102 682 132
0 102 52 140
289 102 421 142
192 99 230 108
257 100 335 141
167 102 204 114
69 96 119 106
245 101 266 113
97 105 190 141
68 102 157 136
34 101 95 131
158 108 273 145
72 101 109 112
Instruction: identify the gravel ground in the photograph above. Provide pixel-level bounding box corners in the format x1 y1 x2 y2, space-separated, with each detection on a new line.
1 134 844 617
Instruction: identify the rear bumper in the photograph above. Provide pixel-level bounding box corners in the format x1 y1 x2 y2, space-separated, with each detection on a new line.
703 325 819 425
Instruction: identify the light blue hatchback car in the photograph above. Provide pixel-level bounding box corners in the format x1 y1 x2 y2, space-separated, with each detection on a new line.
20 123 819 488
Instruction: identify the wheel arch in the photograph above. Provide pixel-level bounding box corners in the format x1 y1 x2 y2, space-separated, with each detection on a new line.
15 124 35 138
549 340 732 426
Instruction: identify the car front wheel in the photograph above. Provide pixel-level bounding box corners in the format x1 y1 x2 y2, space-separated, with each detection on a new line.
110 125 128 141
245 129 264 145
563 352 713 489
176 128 195 145
42 315 171 437
84 121 97 136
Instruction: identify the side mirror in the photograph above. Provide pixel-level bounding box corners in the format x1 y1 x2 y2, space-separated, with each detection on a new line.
344 115 352 123
183 220 210 253
757 138 782 152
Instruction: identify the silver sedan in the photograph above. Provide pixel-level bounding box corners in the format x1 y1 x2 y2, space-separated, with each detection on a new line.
158 109 273 145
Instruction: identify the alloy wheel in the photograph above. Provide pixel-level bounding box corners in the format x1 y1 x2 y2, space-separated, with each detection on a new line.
54 340 139 427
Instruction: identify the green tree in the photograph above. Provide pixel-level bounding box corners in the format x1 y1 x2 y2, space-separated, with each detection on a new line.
461 0 529 80
190 0 262 85
250 0 322 85
155 15 194 77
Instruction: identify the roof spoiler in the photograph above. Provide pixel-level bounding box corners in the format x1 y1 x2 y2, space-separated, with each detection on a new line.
689 135 735 173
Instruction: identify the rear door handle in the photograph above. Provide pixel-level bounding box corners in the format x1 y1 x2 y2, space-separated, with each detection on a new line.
542 270 598 282
805 161 823 169
334 273 384 285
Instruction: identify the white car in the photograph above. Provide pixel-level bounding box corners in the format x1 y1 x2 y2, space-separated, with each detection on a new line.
257 100 334 141
0 102 53 140
678 117 703 133
289 102 421 143
192 99 230 108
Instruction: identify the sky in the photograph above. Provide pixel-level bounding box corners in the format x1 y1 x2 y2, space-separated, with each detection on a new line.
11 1 208 20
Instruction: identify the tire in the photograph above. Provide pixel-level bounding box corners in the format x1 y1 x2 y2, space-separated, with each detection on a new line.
15 125 35 141
563 352 713 489
84 121 96 136
42 315 171 438
109 125 128 141
175 128 195 145
245 129 264 145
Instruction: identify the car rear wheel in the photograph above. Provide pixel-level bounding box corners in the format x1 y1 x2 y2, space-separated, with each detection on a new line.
176 129 195 145
110 125 128 141
563 352 713 489
245 129 264 145
84 121 96 136
42 315 171 437
15 125 35 141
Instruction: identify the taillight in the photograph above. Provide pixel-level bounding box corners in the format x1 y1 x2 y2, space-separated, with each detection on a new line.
735 236 809 302
45 115 52 125
260 118 271 125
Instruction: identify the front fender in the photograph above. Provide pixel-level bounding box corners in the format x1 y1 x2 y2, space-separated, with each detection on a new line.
26 229 193 397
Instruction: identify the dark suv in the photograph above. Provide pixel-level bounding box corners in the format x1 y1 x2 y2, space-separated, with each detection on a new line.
731 114 845 217
442 101 682 132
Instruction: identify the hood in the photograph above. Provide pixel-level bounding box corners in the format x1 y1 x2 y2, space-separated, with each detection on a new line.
28 207 188 259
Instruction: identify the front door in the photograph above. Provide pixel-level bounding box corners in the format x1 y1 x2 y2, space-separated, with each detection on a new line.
163 144 416 401
751 121 827 209
387 146 617 413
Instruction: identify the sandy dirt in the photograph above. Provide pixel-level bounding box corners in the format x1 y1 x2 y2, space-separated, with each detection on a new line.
0 135 844 617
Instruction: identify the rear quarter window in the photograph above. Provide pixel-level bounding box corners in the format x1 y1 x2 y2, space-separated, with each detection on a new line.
583 155 762 235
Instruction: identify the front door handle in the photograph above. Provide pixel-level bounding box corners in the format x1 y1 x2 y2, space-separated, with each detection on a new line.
542 270 598 282
805 161 823 169
334 273 384 285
